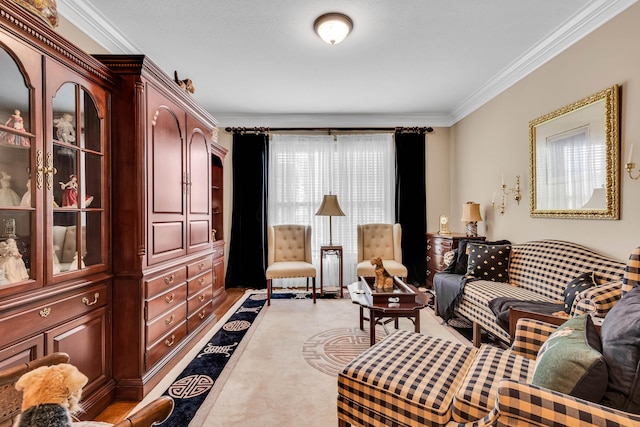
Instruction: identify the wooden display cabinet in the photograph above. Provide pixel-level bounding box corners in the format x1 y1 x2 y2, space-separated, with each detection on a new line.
95 54 226 399
0 0 115 419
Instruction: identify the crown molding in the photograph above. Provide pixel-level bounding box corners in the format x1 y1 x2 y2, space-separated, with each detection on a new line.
58 0 638 128
213 113 453 129
57 0 140 53
449 0 638 125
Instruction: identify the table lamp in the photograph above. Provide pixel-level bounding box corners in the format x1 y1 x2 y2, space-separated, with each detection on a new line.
315 194 345 245
461 201 482 237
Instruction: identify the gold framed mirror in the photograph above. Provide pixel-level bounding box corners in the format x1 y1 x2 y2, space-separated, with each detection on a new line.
529 85 620 219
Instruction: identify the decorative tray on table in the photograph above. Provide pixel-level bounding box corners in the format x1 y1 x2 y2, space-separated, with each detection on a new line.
358 276 417 305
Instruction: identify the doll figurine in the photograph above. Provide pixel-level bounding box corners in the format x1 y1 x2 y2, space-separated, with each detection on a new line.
0 239 28 283
20 178 31 207
60 174 78 207
0 109 28 146
53 113 76 144
59 174 94 208
0 171 21 207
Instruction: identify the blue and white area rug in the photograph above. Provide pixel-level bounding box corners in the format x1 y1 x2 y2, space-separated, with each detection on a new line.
157 292 312 426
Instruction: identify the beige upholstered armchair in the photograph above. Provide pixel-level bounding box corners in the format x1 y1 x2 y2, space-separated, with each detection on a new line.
356 223 407 279
266 225 317 305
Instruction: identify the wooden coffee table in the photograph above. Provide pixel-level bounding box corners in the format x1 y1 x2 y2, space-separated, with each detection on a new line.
348 276 429 346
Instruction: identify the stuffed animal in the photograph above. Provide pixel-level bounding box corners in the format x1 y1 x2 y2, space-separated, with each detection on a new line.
371 256 394 289
174 70 195 94
14 363 88 427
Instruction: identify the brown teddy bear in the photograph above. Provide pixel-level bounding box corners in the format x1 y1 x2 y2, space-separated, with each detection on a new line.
14 363 88 427
371 256 394 290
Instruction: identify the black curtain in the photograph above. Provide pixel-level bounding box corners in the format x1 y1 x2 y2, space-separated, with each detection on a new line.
225 133 269 288
395 131 427 285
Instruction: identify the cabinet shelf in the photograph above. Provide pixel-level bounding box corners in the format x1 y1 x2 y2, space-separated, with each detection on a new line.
0 125 34 139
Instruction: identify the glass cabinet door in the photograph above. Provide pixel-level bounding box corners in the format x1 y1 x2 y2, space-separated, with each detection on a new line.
0 47 35 291
51 84 104 277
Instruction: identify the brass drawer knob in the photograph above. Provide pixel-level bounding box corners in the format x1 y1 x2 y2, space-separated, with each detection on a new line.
165 293 175 304
39 307 51 318
198 310 205 319
198 294 205 302
198 262 205 270
164 274 175 284
82 293 100 306
165 335 175 347
165 315 174 326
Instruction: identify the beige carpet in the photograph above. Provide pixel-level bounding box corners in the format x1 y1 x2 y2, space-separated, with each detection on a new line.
137 290 467 426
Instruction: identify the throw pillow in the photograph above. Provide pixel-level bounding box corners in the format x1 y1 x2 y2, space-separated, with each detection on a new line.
622 247 640 297
465 243 511 282
600 285 640 413
453 239 510 275
442 249 458 274
563 272 600 314
532 314 608 403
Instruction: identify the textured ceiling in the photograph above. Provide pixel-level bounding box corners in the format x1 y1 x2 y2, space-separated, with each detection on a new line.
58 0 637 127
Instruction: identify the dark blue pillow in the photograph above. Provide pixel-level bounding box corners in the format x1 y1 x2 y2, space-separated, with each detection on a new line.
465 243 511 282
563 272 600 314
453 239 509 275
600 286 640 413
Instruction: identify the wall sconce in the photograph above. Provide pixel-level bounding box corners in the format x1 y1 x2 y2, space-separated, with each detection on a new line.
460 202 482 237
492 174 521 215
626 144 640 180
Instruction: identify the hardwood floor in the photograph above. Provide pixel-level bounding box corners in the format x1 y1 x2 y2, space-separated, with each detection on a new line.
94 288 247 424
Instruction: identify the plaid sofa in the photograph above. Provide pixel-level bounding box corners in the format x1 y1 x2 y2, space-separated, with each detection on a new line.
454 240 625 345
337 317 640 427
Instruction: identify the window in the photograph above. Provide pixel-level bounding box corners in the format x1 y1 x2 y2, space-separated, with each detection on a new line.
268 133 394 286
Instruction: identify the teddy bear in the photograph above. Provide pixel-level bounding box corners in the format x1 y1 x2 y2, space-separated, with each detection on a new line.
14 363 88 427
371 256 394 290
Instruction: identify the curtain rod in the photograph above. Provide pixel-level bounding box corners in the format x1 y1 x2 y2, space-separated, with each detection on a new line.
224 126 434 134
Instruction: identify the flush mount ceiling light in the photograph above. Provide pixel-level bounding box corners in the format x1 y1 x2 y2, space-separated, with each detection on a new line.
314 13 353 45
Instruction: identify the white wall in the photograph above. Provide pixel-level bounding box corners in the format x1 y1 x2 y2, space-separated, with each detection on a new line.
426 127 454 232
447 2 640 260
217 130 233 270
56 16 109 54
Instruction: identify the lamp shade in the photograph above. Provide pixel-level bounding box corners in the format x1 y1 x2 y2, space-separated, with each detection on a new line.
314 13 353 45
461 202 482 222
315 194 345 216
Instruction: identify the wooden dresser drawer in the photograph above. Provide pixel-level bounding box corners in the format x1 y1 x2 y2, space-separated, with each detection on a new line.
0 284 108 346
146 283 187 321
145 267 187 299
187 287 212 316
146 322 187 368
427 254 448 271
187 302 213 332
212 245 224 260
187 258 212 278
430 240 453 256
146 302 187 345
187 271 213 295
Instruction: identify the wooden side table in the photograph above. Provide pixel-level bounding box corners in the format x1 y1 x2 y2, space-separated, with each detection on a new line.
320 245 343 297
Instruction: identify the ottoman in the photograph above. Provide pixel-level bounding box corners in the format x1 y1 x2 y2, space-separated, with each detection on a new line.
337 330 477 426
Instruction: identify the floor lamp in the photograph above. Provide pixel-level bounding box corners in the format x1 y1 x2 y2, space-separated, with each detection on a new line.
315 194 345 245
